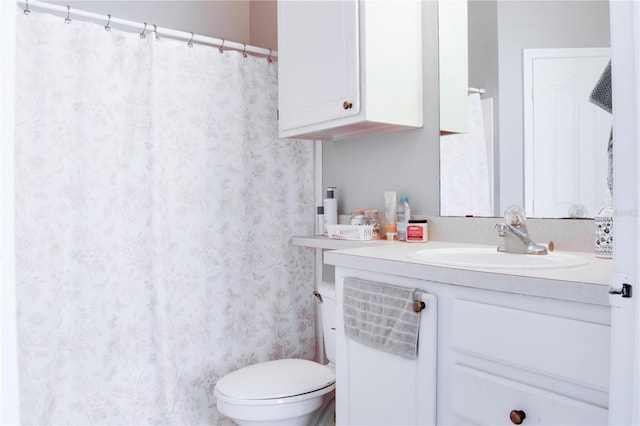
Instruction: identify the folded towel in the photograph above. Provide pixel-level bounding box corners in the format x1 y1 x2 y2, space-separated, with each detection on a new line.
589 60 612 114
343 277 426 360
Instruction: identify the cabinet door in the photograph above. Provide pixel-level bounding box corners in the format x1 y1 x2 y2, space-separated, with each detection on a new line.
439 0 468 133
451 364 608 425
277 0 359 133
451 299 610 390
337 291 437 425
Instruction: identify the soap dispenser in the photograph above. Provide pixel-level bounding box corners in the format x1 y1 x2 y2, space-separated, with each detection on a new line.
594 190 613 258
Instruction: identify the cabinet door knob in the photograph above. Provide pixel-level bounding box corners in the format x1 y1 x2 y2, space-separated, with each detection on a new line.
509 410 526 425
343 101 353 110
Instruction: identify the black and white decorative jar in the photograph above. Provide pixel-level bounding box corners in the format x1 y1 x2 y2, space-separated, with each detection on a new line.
594 192 613 259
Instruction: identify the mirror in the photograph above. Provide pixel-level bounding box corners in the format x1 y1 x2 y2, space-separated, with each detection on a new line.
439 0 611 219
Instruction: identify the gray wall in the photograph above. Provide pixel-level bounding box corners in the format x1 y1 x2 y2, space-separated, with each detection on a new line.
322 1 441 219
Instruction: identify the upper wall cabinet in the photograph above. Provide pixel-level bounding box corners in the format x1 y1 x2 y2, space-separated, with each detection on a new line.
277 0 423 142
439 0 468 134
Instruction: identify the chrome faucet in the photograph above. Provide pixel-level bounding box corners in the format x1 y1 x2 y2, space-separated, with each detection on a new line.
495 205 548 255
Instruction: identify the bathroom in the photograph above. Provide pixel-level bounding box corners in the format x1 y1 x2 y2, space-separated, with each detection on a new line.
1 0 639 424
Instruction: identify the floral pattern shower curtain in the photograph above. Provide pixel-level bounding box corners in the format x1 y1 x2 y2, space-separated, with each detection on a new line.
14 9 315 425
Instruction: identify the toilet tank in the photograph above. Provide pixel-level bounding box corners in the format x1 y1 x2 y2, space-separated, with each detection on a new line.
317 282 337 364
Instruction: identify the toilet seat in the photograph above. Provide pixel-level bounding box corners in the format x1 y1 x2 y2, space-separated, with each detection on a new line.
214 359 336 402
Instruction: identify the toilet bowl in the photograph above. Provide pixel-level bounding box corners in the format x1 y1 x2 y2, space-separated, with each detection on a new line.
214 283 337 426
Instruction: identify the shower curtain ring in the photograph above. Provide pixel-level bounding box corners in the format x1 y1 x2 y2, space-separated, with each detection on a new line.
188 32 194 48
242 43 247 58
104 14 111 31
23 0 31 15
65 5 71 24
218 39 225 54
140 22 147 39
153 24 159 41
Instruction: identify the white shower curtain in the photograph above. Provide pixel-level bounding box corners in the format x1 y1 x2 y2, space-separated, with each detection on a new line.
14 9 315 425
440 93 492 217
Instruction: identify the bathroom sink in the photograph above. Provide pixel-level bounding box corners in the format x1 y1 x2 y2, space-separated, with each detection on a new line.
407 247 589 270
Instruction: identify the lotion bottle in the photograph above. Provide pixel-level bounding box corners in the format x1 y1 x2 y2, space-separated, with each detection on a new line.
323 187 337 236
384 191 397 240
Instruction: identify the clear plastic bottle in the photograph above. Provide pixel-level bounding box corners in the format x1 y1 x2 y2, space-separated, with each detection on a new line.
396 196 411 241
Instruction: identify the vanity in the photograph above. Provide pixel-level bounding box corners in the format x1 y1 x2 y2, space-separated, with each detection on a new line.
295 233 612 426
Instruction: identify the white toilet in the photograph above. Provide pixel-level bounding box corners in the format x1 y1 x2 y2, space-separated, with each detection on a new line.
214 283 337 426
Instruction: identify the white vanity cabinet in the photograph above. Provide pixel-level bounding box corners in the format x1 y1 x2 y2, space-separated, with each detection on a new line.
329 262 611 426
277 0 423 141
446 297 610 426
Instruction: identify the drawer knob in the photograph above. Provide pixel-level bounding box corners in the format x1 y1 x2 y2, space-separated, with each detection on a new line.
343 101 353 110
509 409 526 425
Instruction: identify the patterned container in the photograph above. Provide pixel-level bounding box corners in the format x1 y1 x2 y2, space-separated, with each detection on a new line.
594 200 613 258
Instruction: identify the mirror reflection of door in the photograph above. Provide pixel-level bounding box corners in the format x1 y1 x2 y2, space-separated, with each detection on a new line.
523 48 611 218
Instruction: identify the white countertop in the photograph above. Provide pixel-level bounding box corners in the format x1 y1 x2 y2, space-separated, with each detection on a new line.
302 238 612 306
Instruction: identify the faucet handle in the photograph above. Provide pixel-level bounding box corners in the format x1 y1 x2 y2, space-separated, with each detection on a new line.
504 205 527 226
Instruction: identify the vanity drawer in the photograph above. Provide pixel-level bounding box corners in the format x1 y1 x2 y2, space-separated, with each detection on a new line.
451 299 610 390
450 364 608 425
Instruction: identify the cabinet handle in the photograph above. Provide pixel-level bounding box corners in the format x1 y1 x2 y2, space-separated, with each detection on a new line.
343 101 353 110
509 410 526 425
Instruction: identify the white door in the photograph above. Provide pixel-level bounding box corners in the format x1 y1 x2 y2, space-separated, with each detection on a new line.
609 2 640 424
523 48 611 218
0 1 20 423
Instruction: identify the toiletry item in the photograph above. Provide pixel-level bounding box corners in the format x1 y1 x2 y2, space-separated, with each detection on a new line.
384 191 397 238
396 196 411 241
338 214 352 225
595 190 613 258
316 206 324 236
323 187 338 236
350 209 365 226
364 209 381 239
406 219 428 242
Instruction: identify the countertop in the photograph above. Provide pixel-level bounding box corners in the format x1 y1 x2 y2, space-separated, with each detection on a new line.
295 237 612 306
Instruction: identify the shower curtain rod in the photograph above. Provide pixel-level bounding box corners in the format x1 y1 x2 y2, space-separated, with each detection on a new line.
16 0 277 59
